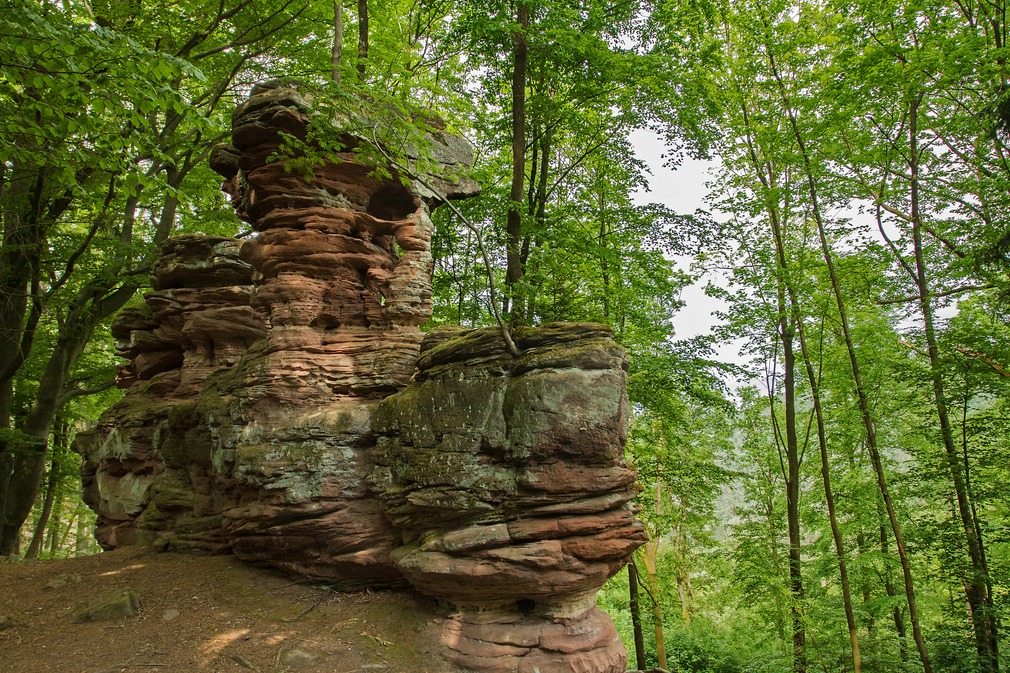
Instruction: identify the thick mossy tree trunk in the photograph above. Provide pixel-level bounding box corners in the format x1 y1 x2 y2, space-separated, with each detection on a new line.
0 164 51 555
0 284 133 555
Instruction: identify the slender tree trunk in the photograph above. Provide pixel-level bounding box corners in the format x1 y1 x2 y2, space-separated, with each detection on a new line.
47 491 63 553
960 382 993 597
75 503 92 556
642 538 667 671
849 454 877 661
764 494 788 652
685 573 694 620
767 59 933 671
855 530 875 637
27 415 70 559
789 310 861 672
46 499 61 555
674 514 693 626
356 0 367 79
629 562 647 671
331 0 342 83
907 95 999 673
25 451 59 559
781 257 807 673
599 200 610 320
533 126 550 231
57 505 78 552
756 32 931 666
504 2 529 321
519 125 549 323
755 148 806 673
642 480 668 670
770 180 859 669
737 92 806 672
881 520 909 663
676 575 690 625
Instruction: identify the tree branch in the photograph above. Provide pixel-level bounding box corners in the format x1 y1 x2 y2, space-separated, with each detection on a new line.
56 380 116 407
367 129 520 357
877 284 992 305
956 348 1010 378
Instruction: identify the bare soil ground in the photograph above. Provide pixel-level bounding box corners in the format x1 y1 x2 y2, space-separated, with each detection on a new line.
0 546 451 673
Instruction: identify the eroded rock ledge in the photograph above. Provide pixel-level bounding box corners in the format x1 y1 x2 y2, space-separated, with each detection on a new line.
76 81 645 673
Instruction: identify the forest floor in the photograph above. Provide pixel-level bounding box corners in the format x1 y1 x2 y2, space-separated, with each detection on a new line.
0 546 451 673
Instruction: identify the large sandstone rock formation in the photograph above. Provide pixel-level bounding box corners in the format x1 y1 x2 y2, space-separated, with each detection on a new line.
76 81 646 673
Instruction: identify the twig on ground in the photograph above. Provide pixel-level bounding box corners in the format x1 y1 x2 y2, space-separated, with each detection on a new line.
228 652 261 672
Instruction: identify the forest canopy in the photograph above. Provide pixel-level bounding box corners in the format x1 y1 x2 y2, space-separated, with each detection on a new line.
2 1 1009 672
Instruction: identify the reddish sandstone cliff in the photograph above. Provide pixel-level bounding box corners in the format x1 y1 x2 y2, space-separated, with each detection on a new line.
76 81 644 673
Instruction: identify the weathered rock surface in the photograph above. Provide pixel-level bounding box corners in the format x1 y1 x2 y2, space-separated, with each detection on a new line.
76 81 643 673
370 324 644 672
70 588 140 623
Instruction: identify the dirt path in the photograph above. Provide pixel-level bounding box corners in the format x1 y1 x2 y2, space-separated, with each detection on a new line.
0 547 450 673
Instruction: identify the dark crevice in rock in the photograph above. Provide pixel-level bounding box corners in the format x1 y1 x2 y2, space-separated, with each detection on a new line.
367 182 418 221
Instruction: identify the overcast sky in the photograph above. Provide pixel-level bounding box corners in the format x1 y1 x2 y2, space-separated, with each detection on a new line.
630 129 741 364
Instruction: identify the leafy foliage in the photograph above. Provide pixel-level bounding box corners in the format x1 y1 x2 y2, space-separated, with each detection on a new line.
4 3 1010 673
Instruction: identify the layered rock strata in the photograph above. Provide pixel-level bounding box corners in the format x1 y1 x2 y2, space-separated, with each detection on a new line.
76 81 644 673
373 324 646 672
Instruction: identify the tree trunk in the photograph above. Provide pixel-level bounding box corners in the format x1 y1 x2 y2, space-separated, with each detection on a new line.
855 529 875 640
737 92 806 672
332 0 342 83
519 124 549 323
907 95 999 673
642 538 667 671
881 520 909 662
0 166 48 556
26 415 70 559
676 574 691 625
629 561 647 671
0 435 46 555
0 281 136 555
57 506 78 552
0 164 43 386
674 497 693 625
356 0 368 79
792 311 861 673
74 503 91 556
25 451 59 559
759 153 806 673
503 2 529 321
767 59 933 671
46 498 61 555
779 263 806 673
